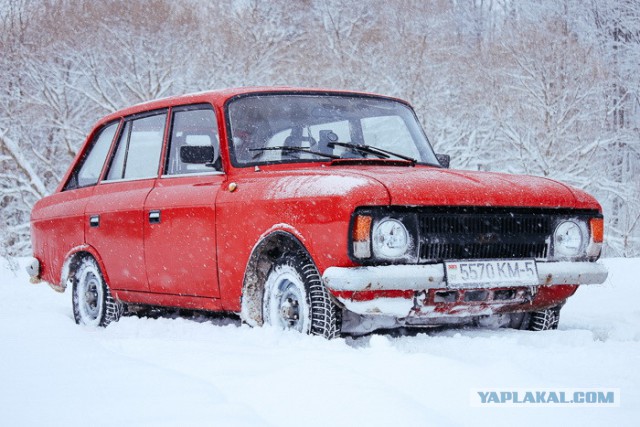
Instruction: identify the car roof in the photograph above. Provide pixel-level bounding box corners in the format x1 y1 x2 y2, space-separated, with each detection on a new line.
95 86 404 127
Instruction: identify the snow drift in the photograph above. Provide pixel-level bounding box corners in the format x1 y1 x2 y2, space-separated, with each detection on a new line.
0 258 638 426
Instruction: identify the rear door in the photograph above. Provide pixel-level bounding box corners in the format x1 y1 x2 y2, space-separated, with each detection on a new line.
144 105 223 297
34 121 120 283
85 111 167 292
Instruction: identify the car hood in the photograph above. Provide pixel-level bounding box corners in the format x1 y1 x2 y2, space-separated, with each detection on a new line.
343 166 600 210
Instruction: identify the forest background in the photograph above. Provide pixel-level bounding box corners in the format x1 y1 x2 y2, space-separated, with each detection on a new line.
1 0 639 258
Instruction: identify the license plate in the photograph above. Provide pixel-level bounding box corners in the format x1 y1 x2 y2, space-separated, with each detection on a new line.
445 259 538 288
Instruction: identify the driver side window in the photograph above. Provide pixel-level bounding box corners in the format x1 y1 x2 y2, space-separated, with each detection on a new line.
165 106 221 175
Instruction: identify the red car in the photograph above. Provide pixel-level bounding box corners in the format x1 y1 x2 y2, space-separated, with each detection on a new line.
28 87 608 337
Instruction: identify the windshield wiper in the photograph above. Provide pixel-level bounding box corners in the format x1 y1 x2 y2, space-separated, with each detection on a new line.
250 146 340 160
327 142 416 164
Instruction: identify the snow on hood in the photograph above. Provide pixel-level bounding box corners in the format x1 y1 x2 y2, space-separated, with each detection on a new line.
264 173 374 199
256 165 600 211
341 166 599 210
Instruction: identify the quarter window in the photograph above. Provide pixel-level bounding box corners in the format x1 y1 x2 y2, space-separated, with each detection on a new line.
106 121 129 181
64 121 119 190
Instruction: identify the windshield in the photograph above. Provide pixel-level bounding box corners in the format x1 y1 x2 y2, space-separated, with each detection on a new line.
226 94 439 166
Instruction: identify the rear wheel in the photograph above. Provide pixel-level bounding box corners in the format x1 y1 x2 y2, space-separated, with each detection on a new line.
72 257 121 327
263 254 341 338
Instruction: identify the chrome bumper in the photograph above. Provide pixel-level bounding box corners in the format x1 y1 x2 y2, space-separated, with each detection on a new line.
322 261 608 292
323 261 608 318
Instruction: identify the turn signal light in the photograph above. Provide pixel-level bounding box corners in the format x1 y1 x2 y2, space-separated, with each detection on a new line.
352 215 372 259
590 218 604 243
353 215 372 242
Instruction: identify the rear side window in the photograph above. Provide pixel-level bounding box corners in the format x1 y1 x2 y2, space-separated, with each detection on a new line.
105 112 167 181
64 121 119 190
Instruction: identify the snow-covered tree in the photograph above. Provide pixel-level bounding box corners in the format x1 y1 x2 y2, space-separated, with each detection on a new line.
1 0 639 257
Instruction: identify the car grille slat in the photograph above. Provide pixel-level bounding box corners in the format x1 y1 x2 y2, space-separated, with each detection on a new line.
418 211 551 261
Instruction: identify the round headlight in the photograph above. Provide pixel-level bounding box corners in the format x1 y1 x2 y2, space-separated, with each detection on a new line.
554 220 584 258
372 219 410 259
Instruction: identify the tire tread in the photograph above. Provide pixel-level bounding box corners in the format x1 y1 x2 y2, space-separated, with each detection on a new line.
72 256 122 327
527 306 561 331
277 254 341 339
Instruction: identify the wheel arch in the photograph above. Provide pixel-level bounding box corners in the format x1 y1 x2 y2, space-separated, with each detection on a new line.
240 230 314 327
60 245 110 292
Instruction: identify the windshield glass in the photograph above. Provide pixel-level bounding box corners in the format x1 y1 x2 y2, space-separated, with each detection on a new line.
226 94 439 166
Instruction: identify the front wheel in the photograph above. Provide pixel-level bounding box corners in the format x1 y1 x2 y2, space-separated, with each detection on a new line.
263 255 341 338
510 306 561 331
72 257 121 327
528 306 561 331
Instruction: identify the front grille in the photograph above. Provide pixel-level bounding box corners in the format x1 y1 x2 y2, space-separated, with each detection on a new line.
418 211 552 261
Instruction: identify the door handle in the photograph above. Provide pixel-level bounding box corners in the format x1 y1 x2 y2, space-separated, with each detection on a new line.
89 215 100 227
149 210 161 224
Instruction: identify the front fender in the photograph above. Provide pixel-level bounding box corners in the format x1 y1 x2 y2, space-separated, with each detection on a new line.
216 169 389 311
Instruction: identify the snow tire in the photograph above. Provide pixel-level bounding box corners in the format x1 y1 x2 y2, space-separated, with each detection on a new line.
72 256 122 327
263 254 341 339
510 306 561 331
527 306 561 331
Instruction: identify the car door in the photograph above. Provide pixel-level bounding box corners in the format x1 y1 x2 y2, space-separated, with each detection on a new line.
143 105 223 298
33 121 120 283
85 111 167 292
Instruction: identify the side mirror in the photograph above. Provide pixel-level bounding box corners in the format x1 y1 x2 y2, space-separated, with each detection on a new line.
180 145 215 164
435 153 450 169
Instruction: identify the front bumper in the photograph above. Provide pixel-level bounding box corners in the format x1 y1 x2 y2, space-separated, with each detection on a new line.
322 261 608 318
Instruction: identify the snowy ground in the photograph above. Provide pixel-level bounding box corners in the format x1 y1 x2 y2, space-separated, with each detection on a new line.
0 258 638 427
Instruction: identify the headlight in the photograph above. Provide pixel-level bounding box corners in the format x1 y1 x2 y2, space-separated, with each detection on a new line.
553 220 586 258
372 219 410 259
